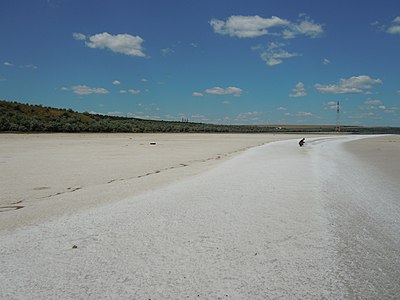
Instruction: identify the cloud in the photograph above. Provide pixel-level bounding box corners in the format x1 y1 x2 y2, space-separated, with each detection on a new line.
191 114 210 122
235 111 264 122
76 32 146 57
387 16 400 34
364 99 382 105
129 113 161 120
3 61 37 69
205 86 243 96
112 80 121 85
127 89 141 94
24 64 38 69
192 92 204 97
276 106 287 111
223 100 231 105
210 15 289 38
283 16 324 39
324 101 338 110
289 82 307 97
72 32 86 41
315 75 382 94
107 111 125 117
120 89 141 94
349 112 381 120
280 109 314 118
322 58 331 65
382 106 399 113
361 99 388 111
296 111 313 117
141 78 148 83
63 85 110 95
161 48 174 56
210 14 323 39
136 103 160 115
254 42 300 66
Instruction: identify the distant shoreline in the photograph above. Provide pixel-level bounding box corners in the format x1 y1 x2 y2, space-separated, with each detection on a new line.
2 100 399 134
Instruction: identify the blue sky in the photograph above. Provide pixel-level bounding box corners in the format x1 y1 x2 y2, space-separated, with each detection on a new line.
1 0 399 126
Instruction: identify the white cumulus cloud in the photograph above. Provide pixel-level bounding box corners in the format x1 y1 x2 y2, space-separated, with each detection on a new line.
210 15 289 38
120 89 141 94
315 75 382 94
76 32 146 57
284 16 324 39
210 14 323 39
205 86 243 97
254 42 300 66
112 80 121 85
63 85 109 95
127 89 141 94
387 16 400 34
72 32 86 40
192 92 204 97
289 82 307 97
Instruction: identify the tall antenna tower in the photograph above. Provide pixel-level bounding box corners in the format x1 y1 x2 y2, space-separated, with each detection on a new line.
335 101 340 132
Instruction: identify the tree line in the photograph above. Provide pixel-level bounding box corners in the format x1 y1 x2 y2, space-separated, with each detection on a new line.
1 100 398 134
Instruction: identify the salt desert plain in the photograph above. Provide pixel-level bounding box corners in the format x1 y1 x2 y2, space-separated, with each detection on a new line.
0 133 297 230
0 133 399 299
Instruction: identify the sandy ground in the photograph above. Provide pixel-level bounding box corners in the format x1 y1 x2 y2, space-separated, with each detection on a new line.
317 135 400 298
0 134 399 299
344 134 400 180
0 133 301 230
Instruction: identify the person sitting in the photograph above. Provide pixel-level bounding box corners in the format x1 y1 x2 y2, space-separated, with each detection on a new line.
299 138 305 147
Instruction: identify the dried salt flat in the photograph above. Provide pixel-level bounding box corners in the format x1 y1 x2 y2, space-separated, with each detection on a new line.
1 135 399 299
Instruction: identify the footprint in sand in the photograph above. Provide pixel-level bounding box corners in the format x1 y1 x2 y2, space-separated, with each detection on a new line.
33 186 51 191
0 205 24 212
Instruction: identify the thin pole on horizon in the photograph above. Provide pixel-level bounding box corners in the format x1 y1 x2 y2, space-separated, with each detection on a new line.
335 101 341 133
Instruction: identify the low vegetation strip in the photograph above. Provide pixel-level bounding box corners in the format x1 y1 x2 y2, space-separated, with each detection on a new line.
1 100 399 134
